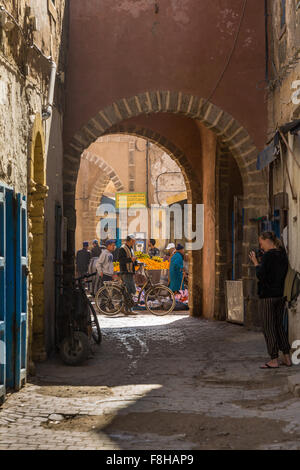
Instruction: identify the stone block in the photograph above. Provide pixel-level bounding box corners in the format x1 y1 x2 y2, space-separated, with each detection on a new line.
287 374 300 398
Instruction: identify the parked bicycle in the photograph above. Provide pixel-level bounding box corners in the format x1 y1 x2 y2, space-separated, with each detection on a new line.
94 263 176 316
58 272 102 365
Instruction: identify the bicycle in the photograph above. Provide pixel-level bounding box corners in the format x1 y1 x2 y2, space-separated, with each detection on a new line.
58 272 102 365
94 263 176 316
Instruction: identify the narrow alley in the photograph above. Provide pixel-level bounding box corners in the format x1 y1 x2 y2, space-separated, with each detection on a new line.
1 0 300 454
0 314 300 450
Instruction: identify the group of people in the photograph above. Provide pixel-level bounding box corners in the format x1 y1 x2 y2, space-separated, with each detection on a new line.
76 237 188 296
76 230 293 368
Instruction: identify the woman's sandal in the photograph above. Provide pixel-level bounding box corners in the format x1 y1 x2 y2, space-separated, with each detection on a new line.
260 363 279 369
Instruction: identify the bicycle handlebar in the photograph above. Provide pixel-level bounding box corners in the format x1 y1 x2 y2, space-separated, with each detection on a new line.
74 272 97 282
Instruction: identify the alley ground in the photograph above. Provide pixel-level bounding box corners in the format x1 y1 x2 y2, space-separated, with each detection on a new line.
0 313 300 450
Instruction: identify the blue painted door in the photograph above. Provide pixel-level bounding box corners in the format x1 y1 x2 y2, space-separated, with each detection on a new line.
0 185 28 399
0 186 6 402
5 188 14 389
15 194 28 390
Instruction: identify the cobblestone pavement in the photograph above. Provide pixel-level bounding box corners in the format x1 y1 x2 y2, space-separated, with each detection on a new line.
1 313 300 450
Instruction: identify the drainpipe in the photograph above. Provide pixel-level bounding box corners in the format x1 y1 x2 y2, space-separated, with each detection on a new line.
42 59 57 158
42 60 57 121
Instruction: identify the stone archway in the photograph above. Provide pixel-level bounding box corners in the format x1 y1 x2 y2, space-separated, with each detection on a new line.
63 91 268 321
75 150 125 249
28 114 48 364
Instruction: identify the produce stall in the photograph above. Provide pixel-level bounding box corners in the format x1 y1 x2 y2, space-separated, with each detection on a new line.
113 253 170 286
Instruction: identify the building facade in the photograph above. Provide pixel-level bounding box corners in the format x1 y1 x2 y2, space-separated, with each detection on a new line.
266 0 300 345
0 0 67 401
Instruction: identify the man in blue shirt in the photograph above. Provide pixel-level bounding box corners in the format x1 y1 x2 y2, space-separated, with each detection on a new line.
169 244 185 293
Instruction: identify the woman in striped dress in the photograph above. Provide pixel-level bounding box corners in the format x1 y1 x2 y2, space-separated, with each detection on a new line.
249 232 291 369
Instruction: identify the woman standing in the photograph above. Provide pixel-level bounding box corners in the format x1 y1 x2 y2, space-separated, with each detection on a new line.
249 232 291 369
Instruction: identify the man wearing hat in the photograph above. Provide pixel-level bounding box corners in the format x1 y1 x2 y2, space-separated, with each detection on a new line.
164 243 176 262
91 239 102 258
169 244 185 293
76 242 91 278
96 239 116 282
118 235 137 313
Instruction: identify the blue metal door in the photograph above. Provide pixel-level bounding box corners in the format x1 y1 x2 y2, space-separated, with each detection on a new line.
15 194 27 390
5 188 14 389
0 186 6 402
0 185 28 399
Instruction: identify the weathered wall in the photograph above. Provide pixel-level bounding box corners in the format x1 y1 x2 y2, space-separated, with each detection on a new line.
268 0 300 273
267 0 300 344
0 0 67 360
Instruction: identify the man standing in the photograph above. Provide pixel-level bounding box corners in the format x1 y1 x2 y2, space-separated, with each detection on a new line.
76 242 91 277
148 239 160 258
169 244 185 293
118 235 137 312
91 239 102 258
96 239 115 282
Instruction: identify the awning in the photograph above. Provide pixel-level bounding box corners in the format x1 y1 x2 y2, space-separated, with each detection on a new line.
280 119 300 135
256 119 300 171
256 132 280 170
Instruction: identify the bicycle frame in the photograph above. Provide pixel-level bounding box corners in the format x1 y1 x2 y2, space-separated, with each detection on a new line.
106 265 156 307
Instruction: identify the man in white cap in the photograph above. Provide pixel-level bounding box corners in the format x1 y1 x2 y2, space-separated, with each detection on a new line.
164 243 176 262
163 243 176 286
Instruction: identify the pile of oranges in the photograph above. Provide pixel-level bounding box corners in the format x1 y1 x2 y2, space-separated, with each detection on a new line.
140 257 170 271
113 257 169 272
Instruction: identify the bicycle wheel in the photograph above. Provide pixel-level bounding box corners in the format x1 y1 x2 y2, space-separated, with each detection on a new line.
95 284 124 316
59 331 90 366
89 305 102 344
145 284 176 316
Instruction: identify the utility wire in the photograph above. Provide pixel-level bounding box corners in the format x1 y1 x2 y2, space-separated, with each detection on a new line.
200 0 248 111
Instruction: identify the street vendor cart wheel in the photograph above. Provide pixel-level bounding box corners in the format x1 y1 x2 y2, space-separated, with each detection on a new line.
145 285 176 316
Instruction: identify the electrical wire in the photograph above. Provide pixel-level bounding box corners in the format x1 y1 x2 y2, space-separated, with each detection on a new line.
200 0 248 111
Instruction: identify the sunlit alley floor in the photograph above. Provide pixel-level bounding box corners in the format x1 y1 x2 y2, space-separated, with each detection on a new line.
1 313 300 450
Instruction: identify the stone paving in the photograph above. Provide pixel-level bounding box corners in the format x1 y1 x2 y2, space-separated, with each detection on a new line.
0 313 300 450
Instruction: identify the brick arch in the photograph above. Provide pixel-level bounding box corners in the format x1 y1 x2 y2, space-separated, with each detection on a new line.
76 150 125 249
64 91 268 321
76 151 125 249
65 91 264 190
82 150 125 193
103 124 196 202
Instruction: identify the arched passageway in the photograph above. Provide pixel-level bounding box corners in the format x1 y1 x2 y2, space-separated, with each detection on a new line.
75 150 125 250
63 91 268 323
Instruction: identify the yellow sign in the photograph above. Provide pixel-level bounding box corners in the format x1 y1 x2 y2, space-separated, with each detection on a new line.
115 193 147 209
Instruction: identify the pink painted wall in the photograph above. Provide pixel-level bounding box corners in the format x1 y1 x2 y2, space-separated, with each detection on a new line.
65 0 267 149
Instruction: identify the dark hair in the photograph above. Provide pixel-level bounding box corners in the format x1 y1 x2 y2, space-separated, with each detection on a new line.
150 239 156 246
260 231 282 249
